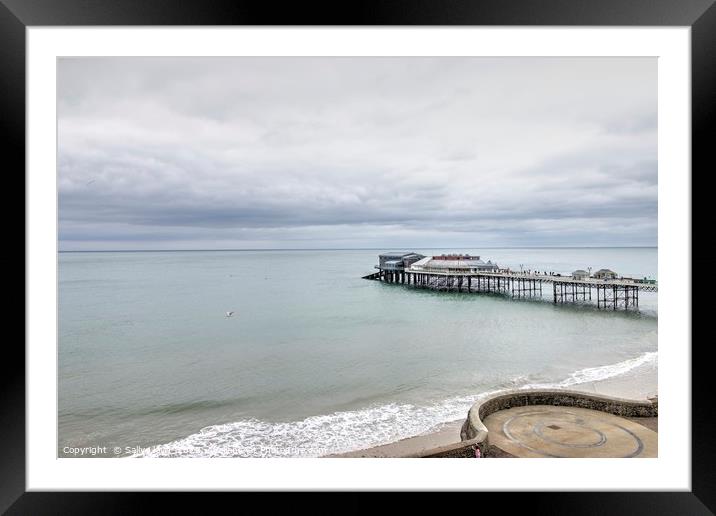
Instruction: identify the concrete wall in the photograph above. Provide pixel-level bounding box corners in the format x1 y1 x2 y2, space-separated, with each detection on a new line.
460 389 658 455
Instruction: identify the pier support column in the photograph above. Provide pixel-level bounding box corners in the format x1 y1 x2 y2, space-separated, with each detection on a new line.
613 286 617 310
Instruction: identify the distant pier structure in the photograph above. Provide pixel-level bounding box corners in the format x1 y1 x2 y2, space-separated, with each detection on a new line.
369 252 425 284
363 252 657 311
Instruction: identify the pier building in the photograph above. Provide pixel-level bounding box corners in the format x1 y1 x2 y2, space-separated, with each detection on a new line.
593 268 618 280
572 269 590 280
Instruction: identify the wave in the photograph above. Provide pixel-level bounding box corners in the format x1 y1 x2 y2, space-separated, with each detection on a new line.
133 350 657 458
521 351 658 390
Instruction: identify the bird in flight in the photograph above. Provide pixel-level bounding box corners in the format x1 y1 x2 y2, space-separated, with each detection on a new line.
225 311 235 318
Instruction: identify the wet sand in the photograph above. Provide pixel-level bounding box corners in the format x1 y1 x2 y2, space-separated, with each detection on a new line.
333 419 467 458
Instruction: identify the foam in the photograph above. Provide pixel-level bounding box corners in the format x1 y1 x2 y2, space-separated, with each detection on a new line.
522 351 658 390
134 351 657 458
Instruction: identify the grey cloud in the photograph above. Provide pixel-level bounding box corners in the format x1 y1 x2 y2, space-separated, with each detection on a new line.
58 57 657 250
603 112 657 134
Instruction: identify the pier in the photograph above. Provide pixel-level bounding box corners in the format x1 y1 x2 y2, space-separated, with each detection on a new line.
363 252 657 311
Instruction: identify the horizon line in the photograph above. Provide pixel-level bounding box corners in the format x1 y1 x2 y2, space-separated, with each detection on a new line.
58 245 658 253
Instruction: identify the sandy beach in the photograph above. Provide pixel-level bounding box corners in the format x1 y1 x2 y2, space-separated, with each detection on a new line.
332 360 657 458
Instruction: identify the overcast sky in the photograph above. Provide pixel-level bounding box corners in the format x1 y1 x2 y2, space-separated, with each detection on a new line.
58 57 656 250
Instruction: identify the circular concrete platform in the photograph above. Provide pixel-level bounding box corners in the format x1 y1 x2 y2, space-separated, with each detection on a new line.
483 405 657 458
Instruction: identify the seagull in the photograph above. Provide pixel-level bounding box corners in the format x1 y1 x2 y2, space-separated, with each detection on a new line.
225 311 235 318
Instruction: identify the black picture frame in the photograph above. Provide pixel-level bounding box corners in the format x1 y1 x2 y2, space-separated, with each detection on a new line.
5 0 713 512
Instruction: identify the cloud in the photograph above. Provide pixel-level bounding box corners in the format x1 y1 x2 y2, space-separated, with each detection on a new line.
58 57 657 250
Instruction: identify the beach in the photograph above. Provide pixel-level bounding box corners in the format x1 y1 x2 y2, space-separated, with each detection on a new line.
333 358 657 458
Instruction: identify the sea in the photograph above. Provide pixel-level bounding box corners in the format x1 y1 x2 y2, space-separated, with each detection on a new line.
58 247 657 457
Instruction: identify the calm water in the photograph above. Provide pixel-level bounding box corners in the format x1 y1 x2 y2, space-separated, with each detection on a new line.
58 248 657 457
